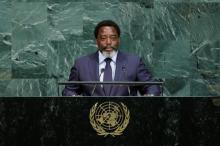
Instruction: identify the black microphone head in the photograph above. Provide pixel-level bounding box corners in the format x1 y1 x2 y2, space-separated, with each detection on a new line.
101 68 105 73
122 65 126 71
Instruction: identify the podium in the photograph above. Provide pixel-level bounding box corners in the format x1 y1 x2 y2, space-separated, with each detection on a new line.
0 96 220 146
58 81 164 96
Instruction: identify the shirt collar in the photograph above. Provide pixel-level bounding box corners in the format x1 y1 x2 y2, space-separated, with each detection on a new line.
98 51 118 64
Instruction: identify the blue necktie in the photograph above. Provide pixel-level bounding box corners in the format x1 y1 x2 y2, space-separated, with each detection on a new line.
103 58 112 95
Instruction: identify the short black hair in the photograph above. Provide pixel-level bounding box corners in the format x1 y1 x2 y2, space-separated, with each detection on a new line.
94 20 120 39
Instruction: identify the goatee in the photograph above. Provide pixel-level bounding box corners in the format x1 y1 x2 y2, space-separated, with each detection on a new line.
100 46 117 58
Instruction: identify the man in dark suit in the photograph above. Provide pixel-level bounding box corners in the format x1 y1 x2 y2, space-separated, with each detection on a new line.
62 20 161 96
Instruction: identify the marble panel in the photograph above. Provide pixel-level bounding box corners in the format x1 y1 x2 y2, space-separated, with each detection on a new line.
119 3 154 41
48 35 84 80
154 2 190 40
12 41 48 78
0 1 12 33
191 78 220 96
163 78 191 96
0 69 11 79
11 2 48 78
152 40 192 78
191 40 220 79
47 2 84 80
47 79 59 96
189 3 220 96
189 3 220 44
83 2 120 40
47 2 83 40
0 79 58 96
0 79 51 96
119 39 155 71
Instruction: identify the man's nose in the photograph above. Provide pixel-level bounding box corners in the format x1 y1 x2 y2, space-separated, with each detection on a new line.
106 38 112 44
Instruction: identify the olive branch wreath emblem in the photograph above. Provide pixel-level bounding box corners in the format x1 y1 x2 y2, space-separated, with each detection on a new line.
89 102 130 137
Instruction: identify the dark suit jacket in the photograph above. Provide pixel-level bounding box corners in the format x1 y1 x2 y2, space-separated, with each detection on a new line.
62 51 161 96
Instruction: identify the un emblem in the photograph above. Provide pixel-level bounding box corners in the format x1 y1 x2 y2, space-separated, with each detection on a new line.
89 101 130 137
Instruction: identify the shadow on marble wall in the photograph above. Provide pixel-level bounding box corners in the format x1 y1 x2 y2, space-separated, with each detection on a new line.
0 0 219 96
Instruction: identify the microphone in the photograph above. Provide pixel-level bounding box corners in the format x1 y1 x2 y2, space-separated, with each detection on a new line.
91 68 105 96
122 65 131 96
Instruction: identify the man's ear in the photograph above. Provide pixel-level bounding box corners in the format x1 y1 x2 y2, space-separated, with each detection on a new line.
95 39 99 49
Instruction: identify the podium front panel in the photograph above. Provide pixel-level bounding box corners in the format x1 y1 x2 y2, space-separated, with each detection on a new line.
0 96 220 146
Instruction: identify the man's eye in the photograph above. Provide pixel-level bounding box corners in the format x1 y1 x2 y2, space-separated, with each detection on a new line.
110 36 117 40
100 37 107 40
99 36 118 40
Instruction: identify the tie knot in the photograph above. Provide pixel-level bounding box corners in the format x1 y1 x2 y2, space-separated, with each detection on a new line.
105 58 112 64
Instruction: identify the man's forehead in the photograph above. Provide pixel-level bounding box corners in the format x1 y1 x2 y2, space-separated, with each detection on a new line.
98 26 118 34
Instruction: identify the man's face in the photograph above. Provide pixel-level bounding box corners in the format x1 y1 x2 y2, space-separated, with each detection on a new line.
96 26 120 55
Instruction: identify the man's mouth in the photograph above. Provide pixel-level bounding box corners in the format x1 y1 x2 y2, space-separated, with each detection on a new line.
103 46 116 51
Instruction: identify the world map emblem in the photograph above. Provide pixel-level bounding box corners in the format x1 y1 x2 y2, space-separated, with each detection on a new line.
89 101 130 137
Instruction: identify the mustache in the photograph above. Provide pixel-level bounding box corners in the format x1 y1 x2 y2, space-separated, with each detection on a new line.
102 46 117 50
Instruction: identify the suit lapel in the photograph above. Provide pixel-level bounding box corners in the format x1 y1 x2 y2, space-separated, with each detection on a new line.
88 52 99 81
110 51 127 95
114 51 127 81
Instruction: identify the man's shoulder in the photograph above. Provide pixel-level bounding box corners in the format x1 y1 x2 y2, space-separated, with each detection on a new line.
119 51 141 60
75 52 97 63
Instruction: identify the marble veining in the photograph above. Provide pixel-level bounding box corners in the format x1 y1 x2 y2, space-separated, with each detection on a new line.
0 0 219 96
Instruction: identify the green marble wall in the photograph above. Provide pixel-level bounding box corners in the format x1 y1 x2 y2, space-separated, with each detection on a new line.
0 0 219 96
